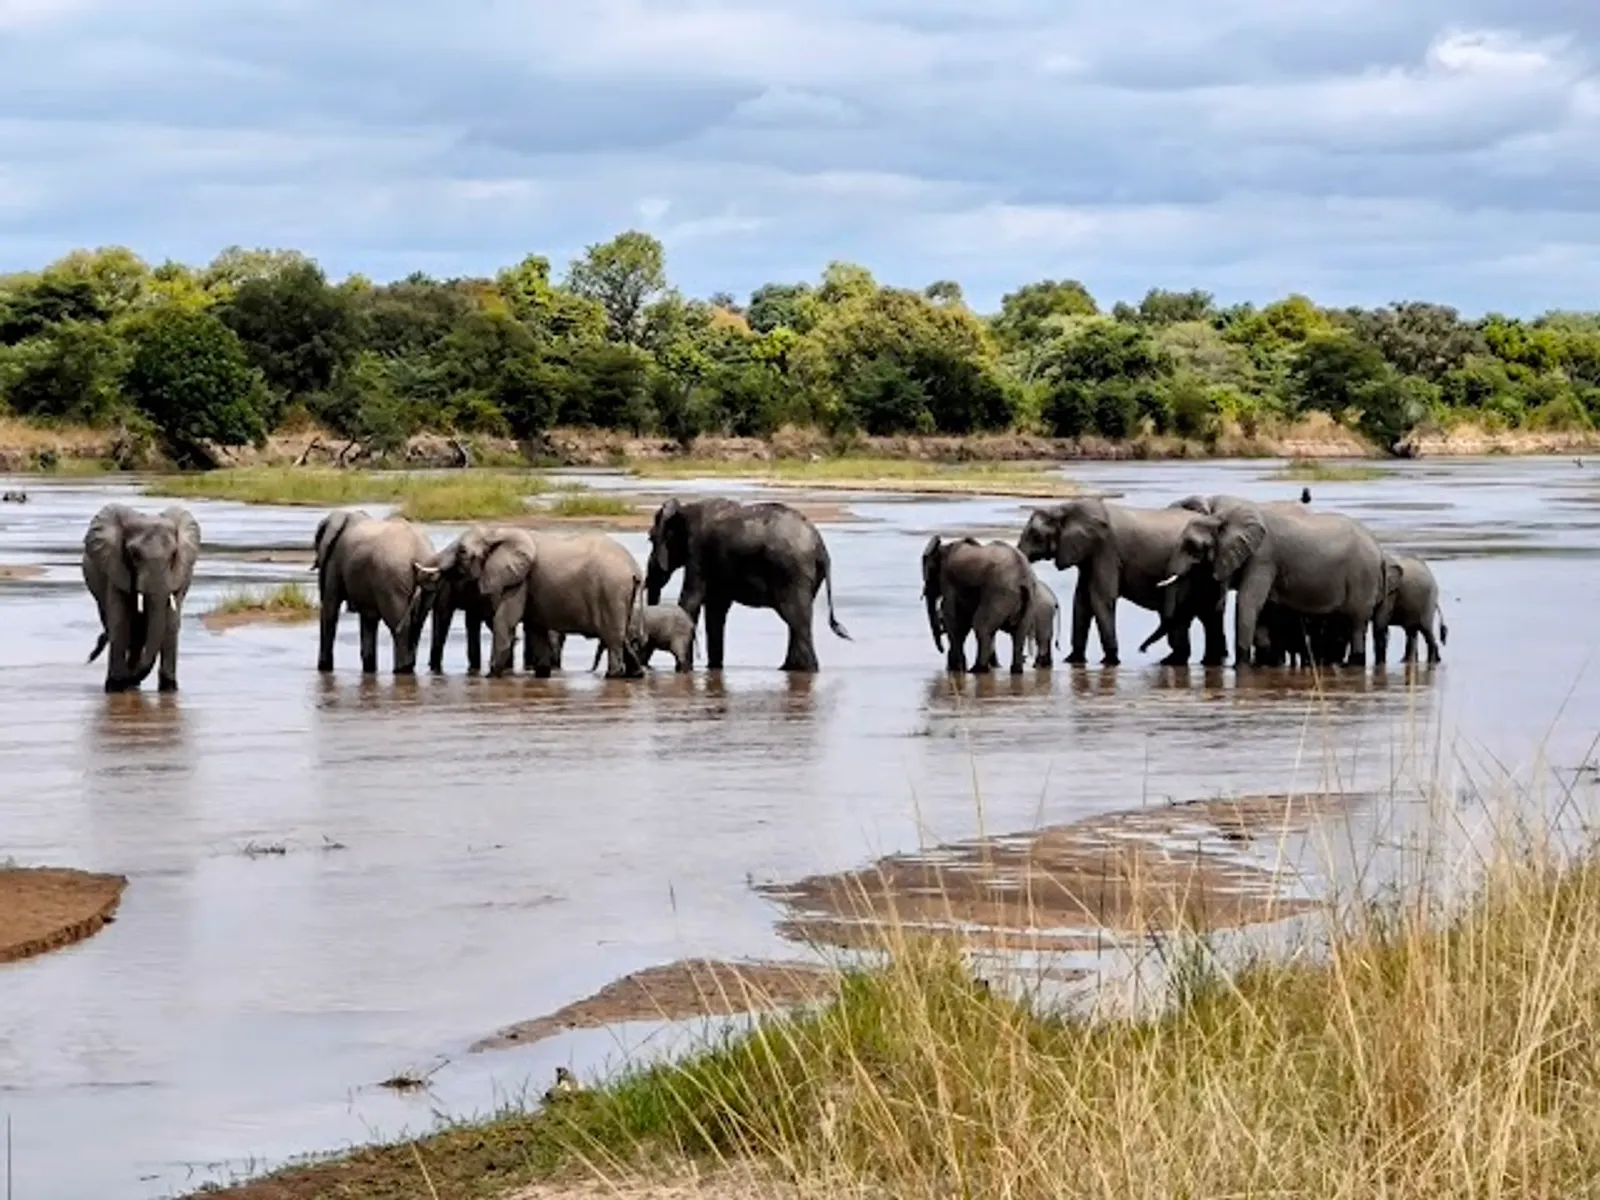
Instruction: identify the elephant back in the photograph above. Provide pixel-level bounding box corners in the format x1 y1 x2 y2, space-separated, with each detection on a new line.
312 509 369 571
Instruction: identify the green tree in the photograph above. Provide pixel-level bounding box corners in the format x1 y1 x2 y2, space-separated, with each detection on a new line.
121 307 270 459
747 282 823 334
0 322 126 423
990 279 1099 353
220 260 358 405
564 231 667 344
1038 320 1171 438
495 253 607 342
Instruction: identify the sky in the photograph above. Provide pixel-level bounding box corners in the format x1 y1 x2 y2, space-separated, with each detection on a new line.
1 0 1597 315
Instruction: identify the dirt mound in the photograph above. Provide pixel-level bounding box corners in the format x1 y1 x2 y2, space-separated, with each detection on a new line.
763 791 1368 952
0 867 128 964
473 958 839 1052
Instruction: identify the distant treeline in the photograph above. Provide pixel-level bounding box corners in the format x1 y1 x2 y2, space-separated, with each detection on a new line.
2 233 1596 463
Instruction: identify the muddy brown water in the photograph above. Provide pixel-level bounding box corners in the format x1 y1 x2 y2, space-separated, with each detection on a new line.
1 459 1598 1199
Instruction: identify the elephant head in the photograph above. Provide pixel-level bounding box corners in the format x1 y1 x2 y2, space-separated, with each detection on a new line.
450 526 535 598
921 534 947 651
1160 503 1267 589
84 503 201 684
646 499 689 605
1017 500 1110 570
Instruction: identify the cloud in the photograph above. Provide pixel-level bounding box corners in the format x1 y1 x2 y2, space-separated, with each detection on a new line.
0 1 1596 314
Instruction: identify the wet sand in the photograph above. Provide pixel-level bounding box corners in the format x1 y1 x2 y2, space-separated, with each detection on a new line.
473 959 840 1051
0 563 45 581
2 458 1598 1199
0 867 127 963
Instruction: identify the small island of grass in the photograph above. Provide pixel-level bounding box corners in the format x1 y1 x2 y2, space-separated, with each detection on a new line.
147 467 544 521
202 581 319 632
1268 457 1388 483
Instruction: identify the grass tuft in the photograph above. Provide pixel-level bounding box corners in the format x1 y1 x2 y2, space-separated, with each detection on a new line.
1269 456 1387 482
148 467 543 519
208 581 317 619
544 492 636 518
628 456 1080 497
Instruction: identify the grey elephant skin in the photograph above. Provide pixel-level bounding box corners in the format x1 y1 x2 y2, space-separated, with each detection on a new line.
429 534 566 674
83 503 201 692
1374 554 1447 663
646 498 850 672
974 569 1061 671
1016 499 1226 667
592 602 697 673
922 535 1034 674
446 526 645 678
313 509 442 675
1251 603 1352 668
1163 494 1390 667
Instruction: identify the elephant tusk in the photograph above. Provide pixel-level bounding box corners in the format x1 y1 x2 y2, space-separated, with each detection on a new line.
168 594 178 612
1157 574 1178 588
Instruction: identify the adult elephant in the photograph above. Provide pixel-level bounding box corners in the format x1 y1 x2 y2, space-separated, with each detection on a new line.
922 536 1033 674
645 498 850 672
429 533 566 675
82 503 201 692
313 509 442 675
1160 495 1392 667
1015 499 1226 667
448 526 644 678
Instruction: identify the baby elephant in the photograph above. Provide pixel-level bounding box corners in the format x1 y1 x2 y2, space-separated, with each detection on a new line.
979 574 1060 670
1374 554 1448 664
592 602 697 673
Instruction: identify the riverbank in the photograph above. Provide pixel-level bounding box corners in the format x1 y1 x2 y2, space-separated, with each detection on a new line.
8 413 1600 479
189 821 1600 1200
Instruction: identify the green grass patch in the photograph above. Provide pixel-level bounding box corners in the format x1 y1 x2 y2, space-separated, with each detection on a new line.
147 467 544 519
1269 456 1387 482
208 581 317 617
544 492 636 518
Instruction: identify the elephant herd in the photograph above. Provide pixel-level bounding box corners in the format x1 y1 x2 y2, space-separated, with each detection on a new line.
76 487 1445 695
78 496 853 693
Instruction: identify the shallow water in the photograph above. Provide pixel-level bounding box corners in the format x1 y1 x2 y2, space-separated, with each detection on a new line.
1 458 1598 1198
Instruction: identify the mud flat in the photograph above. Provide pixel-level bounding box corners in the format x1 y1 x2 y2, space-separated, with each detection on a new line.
473 958 840 1052
0 867 128 963
0 564 45 582
201 607 320 633
763 791 1367 952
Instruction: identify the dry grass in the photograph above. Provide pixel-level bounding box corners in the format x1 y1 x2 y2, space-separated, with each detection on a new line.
1269 456 1388 482
202 581 319 631
190 746 1600 1200
628 457 1081 497
544 492 638 518
149 467 543 519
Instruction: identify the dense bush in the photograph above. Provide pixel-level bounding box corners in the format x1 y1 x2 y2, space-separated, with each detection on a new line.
1 238 1594 457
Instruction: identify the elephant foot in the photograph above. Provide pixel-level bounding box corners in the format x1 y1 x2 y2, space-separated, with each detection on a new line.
317 658 334 673
104 677 132 694
969 663 993 675
157 675 178 693
1101 655 1120 667
1035 656 1052 670
1346 653 1366 668
1160 652 1189 667
1065 653 1088 666
394 664 416 677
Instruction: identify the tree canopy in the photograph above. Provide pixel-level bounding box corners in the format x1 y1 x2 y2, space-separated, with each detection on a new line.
1 236 1594 458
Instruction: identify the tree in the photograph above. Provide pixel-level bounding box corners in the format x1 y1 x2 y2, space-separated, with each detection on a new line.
1131 288 1216 326
495 253 607 342
747 282 822 334
1038 320 1171 438
1344 302 1484 380
564 231 667 344
0 274 108 345
0 321 126 422
220 260 358 404
924 280 964 306
121 307 269 459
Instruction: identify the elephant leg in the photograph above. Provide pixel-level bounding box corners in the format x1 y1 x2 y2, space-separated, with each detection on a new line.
1066 581 1091 665
1162 618 1193 667
1402 628 1419 663
1009 627 1026 675
945 612 971 673
970 622 997 675
1422 623 1441 664
359 613 380 675
488 592 522 677
1200 603 1227 667
1345 609 1369 667
318 585 341 673
1089 591 1119 666
392 621 417 676
778 591 820 672
1372 622 1390 663
522 614 539 672
464 608 483 674
157 600 180 691
704 597 731 670
1034 620 1052 670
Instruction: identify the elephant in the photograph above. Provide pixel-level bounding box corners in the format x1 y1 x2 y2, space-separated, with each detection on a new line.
312 509 442 675
82 503 201 692
976 570 1060 671
446 526 645 679
591 602 696 673
1251 603 1352 668
922 535 1034 674
1160 494 1392 668
645 498 851 672
1373 554 1447 664
1016 499 1227 667
429 533 567 674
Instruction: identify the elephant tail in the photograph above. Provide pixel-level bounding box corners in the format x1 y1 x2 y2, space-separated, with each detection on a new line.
1438 605 1449 646
627 575 646 646
590 641 605 672
818 542 852 642
1052 595 1062 649
87 630 107 663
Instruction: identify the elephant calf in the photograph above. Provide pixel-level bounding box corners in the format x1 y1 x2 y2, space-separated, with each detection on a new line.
1374 554 1447 664
313 509 442 675
83 503 201 692
924 535 1033 674
979 573 1060 670
592 602 696 673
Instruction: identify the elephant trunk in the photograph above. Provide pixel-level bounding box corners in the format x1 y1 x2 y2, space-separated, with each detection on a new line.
645 555 669 607
131 586 172 684
925 589 944 652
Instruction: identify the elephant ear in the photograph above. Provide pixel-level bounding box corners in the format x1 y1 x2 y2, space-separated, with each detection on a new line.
162 506 202 588
1383 557 1403 602
920 535 943 596
481 534 535 596
1213 506 1267 582
85 504 133 592
651 499 682 542
1054 502 1108 570
312 509 359 571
